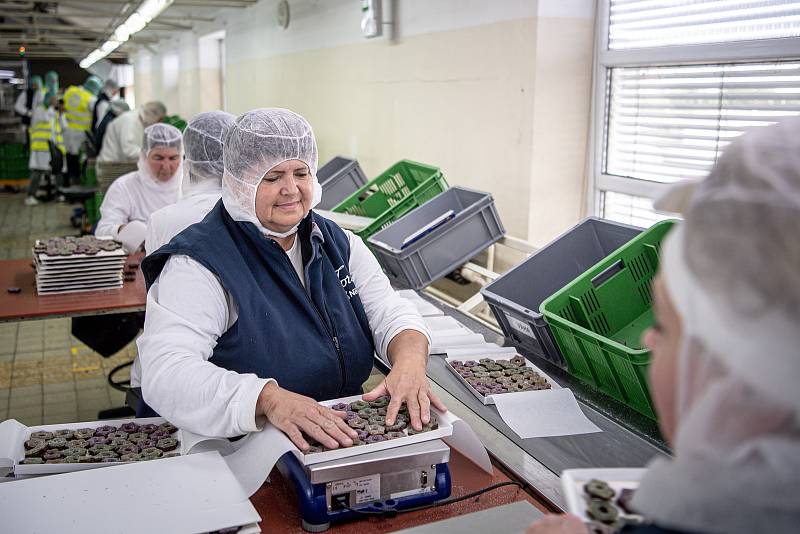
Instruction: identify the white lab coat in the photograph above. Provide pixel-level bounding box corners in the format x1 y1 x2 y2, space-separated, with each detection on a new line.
144 188 221 254
97 109 144 163
95 169 180 239
134 223 431 438
14 89 44 118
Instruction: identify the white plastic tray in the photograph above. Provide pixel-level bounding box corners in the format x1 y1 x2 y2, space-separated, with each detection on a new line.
561 467 647 523
299 395 454 465
445 353 559 405
0 417 187 476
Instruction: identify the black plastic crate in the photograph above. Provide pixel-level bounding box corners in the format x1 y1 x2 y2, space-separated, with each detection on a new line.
480 217 642 368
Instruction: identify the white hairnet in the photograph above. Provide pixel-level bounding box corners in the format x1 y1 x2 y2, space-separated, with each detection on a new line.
136 123 183 189
632 118 800 534
140 101 167 127
222 108 322 238
182 111 236 196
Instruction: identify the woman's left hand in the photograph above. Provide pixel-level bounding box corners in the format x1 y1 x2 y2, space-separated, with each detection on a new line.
363 330 447 431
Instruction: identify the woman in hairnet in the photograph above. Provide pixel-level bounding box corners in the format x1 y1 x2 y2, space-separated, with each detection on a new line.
144 111 236 253
95 123 182 240
525 119 800 533
138 108 445 451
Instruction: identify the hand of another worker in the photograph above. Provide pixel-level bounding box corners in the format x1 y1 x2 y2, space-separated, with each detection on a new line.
364 330 447 431
257 382 358 452
524 514 588 534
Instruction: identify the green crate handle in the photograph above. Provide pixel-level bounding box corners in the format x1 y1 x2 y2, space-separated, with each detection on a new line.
591 259 625 288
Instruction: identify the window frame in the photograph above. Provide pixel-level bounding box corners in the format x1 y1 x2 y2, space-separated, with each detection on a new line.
589 0 800 218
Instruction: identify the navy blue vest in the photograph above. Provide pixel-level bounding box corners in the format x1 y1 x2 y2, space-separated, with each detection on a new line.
142 201 376 401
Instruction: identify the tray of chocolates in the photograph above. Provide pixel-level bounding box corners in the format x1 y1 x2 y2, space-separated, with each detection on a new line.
445 353 559 405
32 236 127 294
7 417 185 475
298 395 454 466
561 468 647 532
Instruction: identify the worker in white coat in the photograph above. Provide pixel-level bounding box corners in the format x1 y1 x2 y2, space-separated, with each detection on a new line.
91 78 120 134
95 123 182 240
525 119 800 534
98 101 166 163
14 75 45 125
136 108 445 449
145 110 236 254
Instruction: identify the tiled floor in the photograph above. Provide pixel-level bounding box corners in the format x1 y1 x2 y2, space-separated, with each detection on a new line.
0 190 136 426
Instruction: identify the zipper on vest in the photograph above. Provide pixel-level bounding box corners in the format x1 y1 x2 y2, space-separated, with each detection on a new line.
271 240 348 392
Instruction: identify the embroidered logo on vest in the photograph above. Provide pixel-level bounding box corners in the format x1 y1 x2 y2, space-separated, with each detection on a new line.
334 264 359 298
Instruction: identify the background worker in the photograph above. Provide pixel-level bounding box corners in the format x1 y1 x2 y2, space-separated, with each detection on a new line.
62 75 102 185
98 101 167 163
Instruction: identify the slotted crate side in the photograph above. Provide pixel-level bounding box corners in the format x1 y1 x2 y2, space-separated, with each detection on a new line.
332 160 448 241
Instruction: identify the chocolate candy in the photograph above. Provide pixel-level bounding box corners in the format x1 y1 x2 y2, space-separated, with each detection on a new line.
24 438 45 450
30 431 53 440
74 428 95 440
158 422 178 434
120 422 140 433
139 424 158 434
156 438 179 452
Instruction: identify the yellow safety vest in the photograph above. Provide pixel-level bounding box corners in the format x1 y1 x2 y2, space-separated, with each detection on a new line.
29 113 66 155
63 85 93 132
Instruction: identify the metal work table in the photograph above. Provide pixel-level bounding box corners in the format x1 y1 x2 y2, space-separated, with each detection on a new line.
376 291 670 511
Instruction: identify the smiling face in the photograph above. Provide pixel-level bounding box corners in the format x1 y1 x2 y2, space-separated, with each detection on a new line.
254 159 314 233
146 146 181 182
641 274 682 445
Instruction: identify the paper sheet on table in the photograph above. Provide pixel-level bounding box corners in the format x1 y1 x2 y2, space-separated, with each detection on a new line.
0 452 261 534
315 209 374 231
424 315 466 332
117 219 147 253
492 389 602 439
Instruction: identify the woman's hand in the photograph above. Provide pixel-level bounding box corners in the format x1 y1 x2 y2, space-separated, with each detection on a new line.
257 382 358 452
524 514 589 534
364 330 447 431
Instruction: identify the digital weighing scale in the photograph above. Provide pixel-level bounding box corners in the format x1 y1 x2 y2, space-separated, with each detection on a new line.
278 439 452 532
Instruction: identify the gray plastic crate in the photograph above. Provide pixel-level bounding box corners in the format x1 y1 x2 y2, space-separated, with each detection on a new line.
480 217 642 368
317 156 368 210
368 186 505 290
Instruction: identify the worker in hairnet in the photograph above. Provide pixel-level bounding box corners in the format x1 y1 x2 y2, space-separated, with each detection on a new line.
24 94 66 206
95 123 182 240
14 75 45 128
144 111 236 254
98 101 167 163
137 108 444 449
91 78 120 135
44 70 59 103
62 75 102 185
525 119 800 534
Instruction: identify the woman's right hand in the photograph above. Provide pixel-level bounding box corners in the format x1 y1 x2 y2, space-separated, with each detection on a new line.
257 382 358 452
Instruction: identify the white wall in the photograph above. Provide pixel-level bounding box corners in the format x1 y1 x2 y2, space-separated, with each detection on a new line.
133 0 594 247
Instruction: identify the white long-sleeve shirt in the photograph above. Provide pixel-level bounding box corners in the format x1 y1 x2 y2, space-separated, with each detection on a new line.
98 109 144 163
135 225 431 438
144 189 221 254
95 169 180 239
14 89 44 117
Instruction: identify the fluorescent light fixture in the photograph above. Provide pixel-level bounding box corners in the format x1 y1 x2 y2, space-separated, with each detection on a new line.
80 0 174 69
0 70 15 78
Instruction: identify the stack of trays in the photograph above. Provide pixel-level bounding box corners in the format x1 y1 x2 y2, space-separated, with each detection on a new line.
33 236 127 294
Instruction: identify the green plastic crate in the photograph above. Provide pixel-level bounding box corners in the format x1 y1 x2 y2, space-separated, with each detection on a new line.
331 160 448 240
0 143 29 181
162 115 187 132
540 220 676 419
